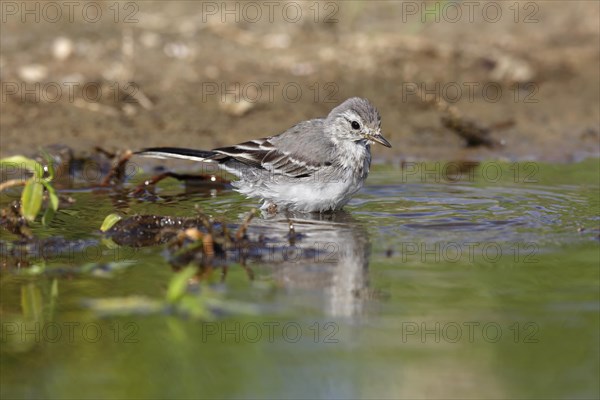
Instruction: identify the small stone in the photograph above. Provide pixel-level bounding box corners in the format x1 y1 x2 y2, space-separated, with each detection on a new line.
53 37 73 60
122 103 137 116
291 62 315 76
490 55 535 83
219 94 255 117
263 33 291 49
164 42 191 59
18 64 48 82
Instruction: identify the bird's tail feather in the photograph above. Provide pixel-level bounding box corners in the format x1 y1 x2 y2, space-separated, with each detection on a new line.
135 147 216 162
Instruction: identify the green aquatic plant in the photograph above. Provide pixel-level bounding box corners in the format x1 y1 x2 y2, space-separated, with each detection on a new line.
99 213 123 232
84 266 258 320
0 152 59 225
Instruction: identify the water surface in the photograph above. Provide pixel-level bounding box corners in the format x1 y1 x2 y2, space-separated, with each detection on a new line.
1 160 598 399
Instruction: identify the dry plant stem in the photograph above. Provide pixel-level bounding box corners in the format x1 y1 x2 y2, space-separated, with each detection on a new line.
94 146 116 159
203 233 215 263
415 83 497 147
101 150 133 186
235 209 257 241
132 172 184 195
0 179 26 192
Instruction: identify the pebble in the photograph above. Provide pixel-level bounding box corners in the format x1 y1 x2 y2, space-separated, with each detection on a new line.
18 64 48 82
263 33 291 49
219 95 255 117
164 42 191 59
53 37 73 60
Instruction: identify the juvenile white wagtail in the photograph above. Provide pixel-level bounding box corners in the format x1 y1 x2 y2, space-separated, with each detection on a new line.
137 97 391 213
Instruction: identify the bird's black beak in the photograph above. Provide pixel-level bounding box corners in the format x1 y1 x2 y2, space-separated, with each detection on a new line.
370 133 392 148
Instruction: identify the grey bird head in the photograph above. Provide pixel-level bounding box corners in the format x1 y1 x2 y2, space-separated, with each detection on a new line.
324 97 391 148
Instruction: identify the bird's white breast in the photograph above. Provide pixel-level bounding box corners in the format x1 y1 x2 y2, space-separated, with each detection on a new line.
234 140 371 212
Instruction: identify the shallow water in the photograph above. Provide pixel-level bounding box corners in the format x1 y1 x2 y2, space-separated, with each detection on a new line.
1 160 599 399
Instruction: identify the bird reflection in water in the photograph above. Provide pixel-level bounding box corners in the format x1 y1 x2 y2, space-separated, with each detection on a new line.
248 210 372 317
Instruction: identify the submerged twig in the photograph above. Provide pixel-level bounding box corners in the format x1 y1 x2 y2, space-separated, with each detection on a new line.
235 208 258 241
100 150 133 187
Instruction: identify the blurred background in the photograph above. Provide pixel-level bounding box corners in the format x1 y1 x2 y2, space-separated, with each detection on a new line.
1 0 598 162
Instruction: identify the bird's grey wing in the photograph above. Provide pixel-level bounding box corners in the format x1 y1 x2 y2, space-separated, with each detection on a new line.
214 119 334 178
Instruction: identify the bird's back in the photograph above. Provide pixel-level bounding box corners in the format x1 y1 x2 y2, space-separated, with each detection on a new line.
267 118 335 166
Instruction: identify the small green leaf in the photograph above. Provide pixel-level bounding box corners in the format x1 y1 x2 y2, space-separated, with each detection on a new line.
48 279 59 320
41 204 56 226
50 278 59 298
100 213 123 232
0 156 44 180
42 181 59 211
21 283 44 321
84 296 163 317
21 180 44 221
166 266 197 304
101 237 120 249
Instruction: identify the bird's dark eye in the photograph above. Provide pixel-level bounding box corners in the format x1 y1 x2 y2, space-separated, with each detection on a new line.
351 121 361 130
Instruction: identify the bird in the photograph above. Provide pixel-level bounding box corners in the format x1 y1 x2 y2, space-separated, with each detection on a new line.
136 97 391 213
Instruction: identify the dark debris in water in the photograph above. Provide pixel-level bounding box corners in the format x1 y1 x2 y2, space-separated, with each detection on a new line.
104 214 211 247
1 144 311 283
1 193 74 239
0 201 31 238
104 210 265 280
1 144 230 241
